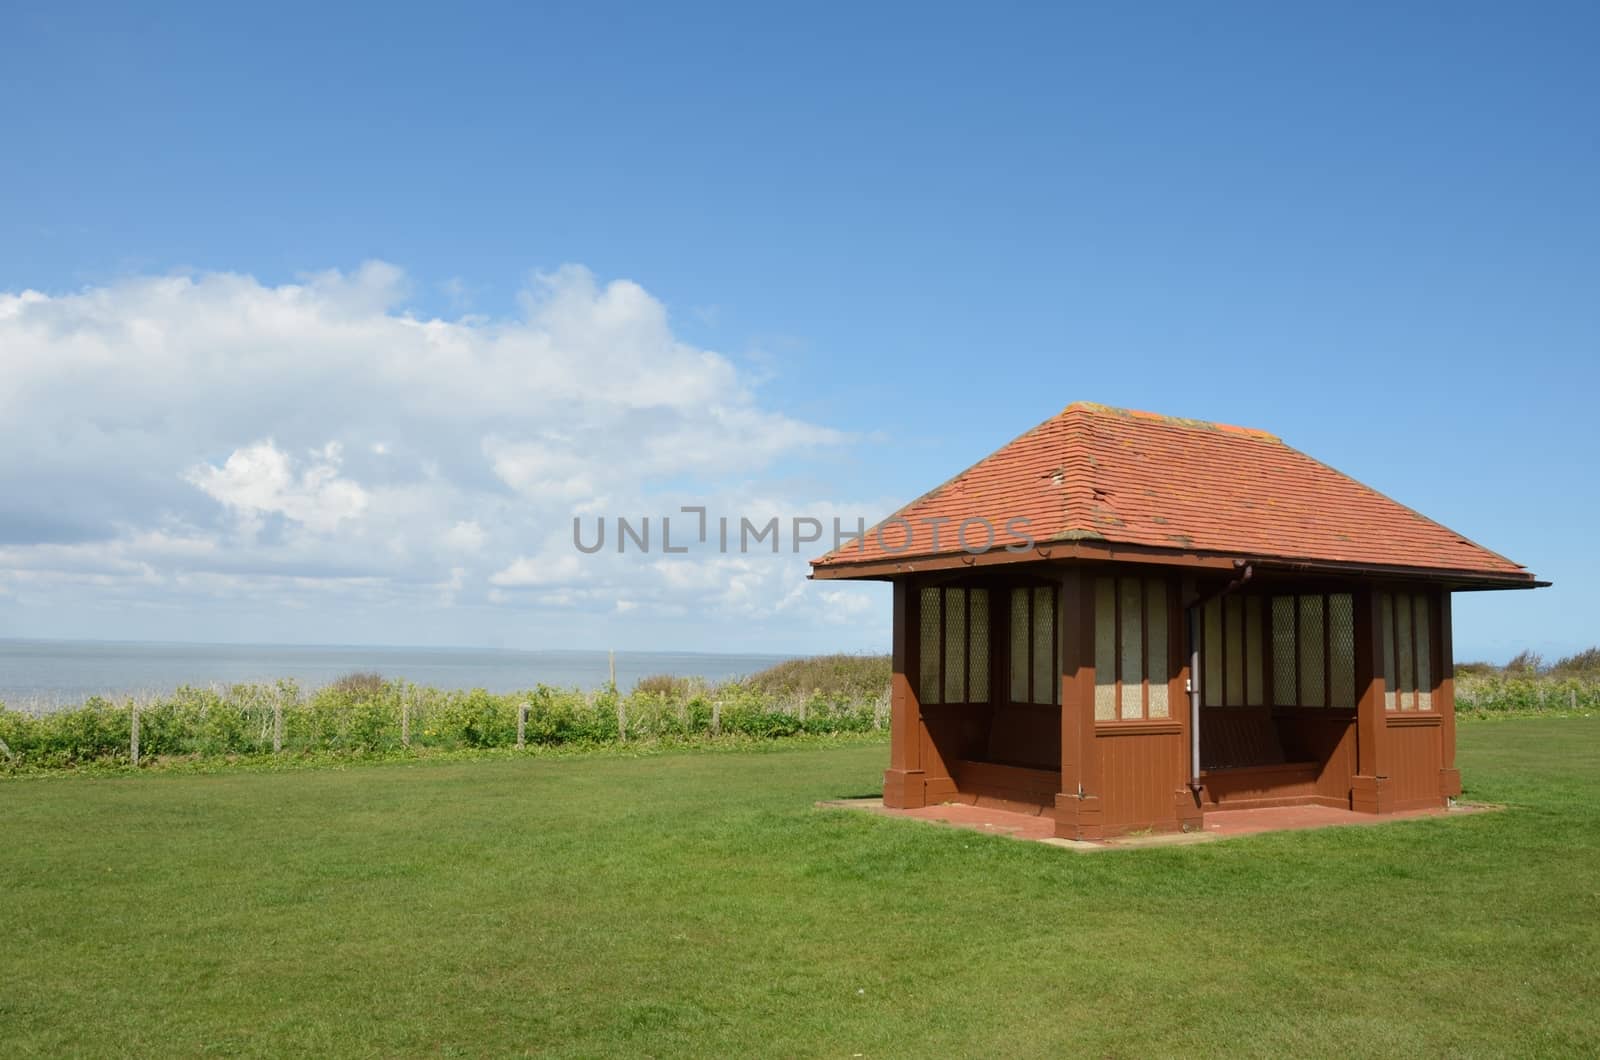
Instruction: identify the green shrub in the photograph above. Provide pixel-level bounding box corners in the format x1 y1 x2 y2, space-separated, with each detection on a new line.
0 659 893 775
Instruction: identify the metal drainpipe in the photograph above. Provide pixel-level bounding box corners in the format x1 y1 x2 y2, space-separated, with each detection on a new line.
1189 562 1255 797
1188 608 1202 796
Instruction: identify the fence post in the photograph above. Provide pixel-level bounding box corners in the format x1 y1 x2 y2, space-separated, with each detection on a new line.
798 699 808 725
616 698 627 744
711 700 722 737
273 691 284 754
130 702 141 767
873 693 885 731
517 701 528 750
609 649 617 690
401 687 411 748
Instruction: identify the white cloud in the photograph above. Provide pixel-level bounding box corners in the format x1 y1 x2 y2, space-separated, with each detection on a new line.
0 262 883 649
442 521 486 553
186 440 369 533
489 553 584 588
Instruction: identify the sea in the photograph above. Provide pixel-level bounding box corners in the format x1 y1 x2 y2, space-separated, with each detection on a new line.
0 639 798 712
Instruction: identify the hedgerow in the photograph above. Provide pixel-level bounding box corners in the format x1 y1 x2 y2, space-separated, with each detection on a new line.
0 675 889 772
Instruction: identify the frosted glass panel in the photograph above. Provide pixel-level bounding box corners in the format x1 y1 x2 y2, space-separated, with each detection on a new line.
1147 580 1169 718
1414 593 1432 711
1329 594 1355 711
1380 593 1397 711
1271 596 1296 705
920 587 941 703
1299 595 1325 707
1397 593 1415 711
1119 579 1143 718
1224 596 1244 706
944 589 966 704
1033 586 1056 705
1094 578 1116 721
968 589 990 704
1204 597 1223 708
1245 596 1264 706
1010 588 1029 703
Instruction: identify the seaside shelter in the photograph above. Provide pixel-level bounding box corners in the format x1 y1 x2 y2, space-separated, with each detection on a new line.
810 403 1546 839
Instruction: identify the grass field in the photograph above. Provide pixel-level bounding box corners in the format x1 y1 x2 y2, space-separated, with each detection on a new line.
4 719 1598 1057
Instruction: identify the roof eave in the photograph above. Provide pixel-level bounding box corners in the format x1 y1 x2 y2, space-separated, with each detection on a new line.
809 540 1543 590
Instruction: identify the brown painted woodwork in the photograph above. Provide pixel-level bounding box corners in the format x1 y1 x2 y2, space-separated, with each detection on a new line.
879 568 1465 832
883 579 926 807
1097 727 1188 829
1055 567 1103 839
1437 590 1462 798
1352 586 1393 813
1385 714 1445 810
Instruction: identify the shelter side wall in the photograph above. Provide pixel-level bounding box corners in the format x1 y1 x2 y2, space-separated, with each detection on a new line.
1096 726 1188 832
1386 716 1445 810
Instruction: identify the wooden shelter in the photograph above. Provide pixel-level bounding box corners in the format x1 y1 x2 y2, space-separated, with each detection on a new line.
810 403 1545 839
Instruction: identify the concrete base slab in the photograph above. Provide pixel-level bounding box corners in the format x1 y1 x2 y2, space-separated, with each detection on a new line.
818 797 1499 851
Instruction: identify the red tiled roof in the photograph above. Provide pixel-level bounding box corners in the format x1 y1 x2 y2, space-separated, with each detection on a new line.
812 402 1533 581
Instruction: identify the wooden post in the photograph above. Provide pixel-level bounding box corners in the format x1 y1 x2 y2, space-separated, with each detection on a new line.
616 698 627 744
130 702 141 767
711 700 721 736
1436 589 1461 801
273 691 284 754
883 579 927 807
608 650 616 690
1055 567 1103 840
798 699 808 725
1352 587 1393 813
517 701 528 750
400 687 410 749
873 692 885 731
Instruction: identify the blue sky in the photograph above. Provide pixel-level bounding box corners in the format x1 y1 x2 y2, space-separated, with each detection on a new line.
1 1 1595 662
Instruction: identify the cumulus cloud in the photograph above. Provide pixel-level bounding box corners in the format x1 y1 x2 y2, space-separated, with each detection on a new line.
0 263 885 648
186 441 369 533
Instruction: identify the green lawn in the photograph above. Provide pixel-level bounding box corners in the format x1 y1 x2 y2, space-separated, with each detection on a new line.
4 720 1598 1057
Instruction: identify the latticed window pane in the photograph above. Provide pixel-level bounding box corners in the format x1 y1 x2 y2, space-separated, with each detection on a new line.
968 589 990 704
944 589 967 704
1397 593 1415 711
1414 593 1432 711
1147 579 1169 718
1299 595 1326 707
1033 586 1056 705
1119 578 1143 719
919 587 941 704
1224 596 1244 707
1271 596 1296 706
1329 593 1355 710
1204 597 1223 707
1245 596 1264 706
1094 577 1117 721
1380 593 1397 711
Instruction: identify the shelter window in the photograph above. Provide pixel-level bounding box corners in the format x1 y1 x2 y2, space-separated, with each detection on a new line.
1380 592 1433 712
918 587 990 705
1008 585 1058 706
1208 592 1355 709
1094 576 1171 721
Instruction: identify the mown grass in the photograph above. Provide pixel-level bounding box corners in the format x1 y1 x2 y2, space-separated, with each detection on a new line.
3 717 1597 1057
